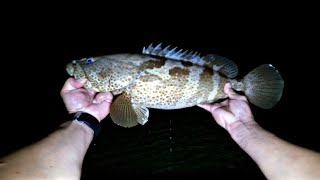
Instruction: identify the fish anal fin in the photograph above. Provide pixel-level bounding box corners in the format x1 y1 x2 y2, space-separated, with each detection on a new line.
110 94 149 128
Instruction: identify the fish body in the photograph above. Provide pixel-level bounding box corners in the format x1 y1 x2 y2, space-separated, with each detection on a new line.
66 44 284 127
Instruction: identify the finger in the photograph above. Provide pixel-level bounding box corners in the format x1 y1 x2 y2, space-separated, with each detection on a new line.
93 92 113 104
197 100 228 114
224 83 247 102
197 103 211 111
60 78 87 95
94 92 114 120
88 90 97 97
224 83 237 97
211 107 237 129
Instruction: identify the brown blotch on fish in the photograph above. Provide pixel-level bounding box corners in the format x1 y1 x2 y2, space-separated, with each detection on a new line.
197 67 214 102
215 76 229 100
202 67 214 75
98 70 108 78
139 72 162 82
141 59 165 70
169 67 190 76
181 61 194 67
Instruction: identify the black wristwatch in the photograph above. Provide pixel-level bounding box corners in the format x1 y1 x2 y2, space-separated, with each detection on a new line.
71 111 102 139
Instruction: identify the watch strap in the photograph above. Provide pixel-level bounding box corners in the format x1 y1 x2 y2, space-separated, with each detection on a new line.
71 112 102 138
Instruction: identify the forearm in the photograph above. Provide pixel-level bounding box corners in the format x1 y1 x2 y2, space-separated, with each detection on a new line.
230 122 320 180
0 121 93 180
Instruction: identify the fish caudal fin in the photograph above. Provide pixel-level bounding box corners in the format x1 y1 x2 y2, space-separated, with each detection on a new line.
233 64 284 109
110 94 149 128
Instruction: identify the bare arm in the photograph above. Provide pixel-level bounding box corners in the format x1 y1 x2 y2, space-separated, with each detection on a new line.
0 121 94 179
0 78 113 180
232 122 320 180
198 83 320 180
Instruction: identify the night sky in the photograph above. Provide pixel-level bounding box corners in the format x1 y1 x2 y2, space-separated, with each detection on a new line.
1 16 317 179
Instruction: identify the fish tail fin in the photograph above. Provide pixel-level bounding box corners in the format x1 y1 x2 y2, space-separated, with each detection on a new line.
231 64 284 109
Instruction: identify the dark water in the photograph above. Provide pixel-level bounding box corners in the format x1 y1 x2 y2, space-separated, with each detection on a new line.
81 108 265 178
1 25 318 179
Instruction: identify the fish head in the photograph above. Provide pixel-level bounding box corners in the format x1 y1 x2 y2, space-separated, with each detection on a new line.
66 60 77 76
66 57 98 79
66 55 141 92
65 56 114 91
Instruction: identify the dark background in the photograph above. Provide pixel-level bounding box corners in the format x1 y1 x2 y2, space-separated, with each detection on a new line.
1 8 318 179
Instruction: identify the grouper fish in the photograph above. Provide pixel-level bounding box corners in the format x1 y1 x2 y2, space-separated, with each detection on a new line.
66 43 284 128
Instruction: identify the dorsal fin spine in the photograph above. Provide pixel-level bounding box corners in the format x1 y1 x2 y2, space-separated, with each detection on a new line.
146 43 153 54
174 49 184 58
154 43 162 50
142 43 202 66
161 45 171 54
166 47 178 57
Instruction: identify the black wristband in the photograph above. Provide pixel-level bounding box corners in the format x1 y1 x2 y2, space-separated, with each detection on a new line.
71 112 102 138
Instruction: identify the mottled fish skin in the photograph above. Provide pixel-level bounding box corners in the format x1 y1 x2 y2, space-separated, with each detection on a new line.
66 54 228 109
66 44 284 127
127 57 228 109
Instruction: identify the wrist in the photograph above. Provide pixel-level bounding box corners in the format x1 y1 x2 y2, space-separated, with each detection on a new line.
228 121 282 166
72 119 95 136
228 121 262 148
70 112 102 139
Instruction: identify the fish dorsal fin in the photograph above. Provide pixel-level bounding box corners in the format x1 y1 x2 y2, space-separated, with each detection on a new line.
143 43 203 65
142 43 238 78
110 93 149 128
202 54 238 78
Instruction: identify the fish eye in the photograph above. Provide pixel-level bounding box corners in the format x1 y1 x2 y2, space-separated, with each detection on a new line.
86 58 93 64
72 60 76 65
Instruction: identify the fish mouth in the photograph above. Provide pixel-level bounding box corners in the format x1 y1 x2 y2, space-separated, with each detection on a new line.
66 63 75 76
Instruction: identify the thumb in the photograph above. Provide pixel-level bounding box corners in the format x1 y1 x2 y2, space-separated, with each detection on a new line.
224 83 237 97
61 78 87 95
92 92 113 121
224 83 247 101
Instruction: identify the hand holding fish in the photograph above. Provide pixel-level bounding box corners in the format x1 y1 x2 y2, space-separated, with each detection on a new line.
199 85 320 180
198 82 256 133
60 77 113 121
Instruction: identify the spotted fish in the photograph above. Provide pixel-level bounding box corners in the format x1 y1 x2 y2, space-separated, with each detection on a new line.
66 43 284 128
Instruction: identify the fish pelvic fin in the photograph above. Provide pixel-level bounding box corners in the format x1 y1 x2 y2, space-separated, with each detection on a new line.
143 43 238 78
110 93 149 128
230 64 284 109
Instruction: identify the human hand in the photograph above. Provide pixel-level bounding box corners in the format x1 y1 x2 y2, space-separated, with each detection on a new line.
198 83 256 133
60 77 113 122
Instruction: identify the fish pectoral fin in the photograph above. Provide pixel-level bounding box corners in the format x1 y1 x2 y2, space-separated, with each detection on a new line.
110 94 149 128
